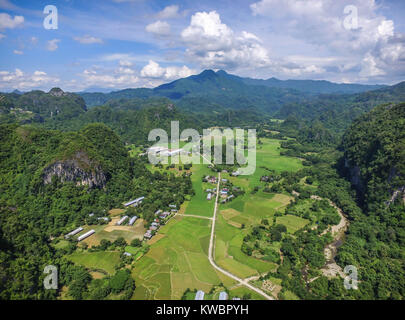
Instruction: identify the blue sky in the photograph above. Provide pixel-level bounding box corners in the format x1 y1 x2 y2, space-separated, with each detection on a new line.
0 0 404 92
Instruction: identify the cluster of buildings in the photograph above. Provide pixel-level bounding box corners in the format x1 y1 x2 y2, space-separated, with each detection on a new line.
219 187 235 204
194 290 230 300
144 205 178 240
65 227 95 242
144 219 161 240
203 175 218 184
65 227 83 239
116 215 138 226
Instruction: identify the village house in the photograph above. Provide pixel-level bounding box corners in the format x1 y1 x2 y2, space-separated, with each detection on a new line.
144 231 152 240
219 291 228 300
159 211 170 219
195 290 205 300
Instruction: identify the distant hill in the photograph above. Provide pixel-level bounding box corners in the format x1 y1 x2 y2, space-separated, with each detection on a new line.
0 88 87 124
241 75 385 94
276 81 405 133
78 70 386 110
79 70 308 114
79 88 154 107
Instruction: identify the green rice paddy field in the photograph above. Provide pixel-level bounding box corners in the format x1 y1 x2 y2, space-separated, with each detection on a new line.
130 138 307 300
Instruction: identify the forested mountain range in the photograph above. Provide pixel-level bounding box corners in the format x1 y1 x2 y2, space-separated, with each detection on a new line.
1 70 403 145
276 81 405 134
79 69 385 108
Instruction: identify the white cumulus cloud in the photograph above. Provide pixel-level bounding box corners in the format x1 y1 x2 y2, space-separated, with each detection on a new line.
181 11 271 71
156 5 181 19
0 13 24 30
145 20 171 36
140 60 196 80
47 39 60 51
0 68 59 91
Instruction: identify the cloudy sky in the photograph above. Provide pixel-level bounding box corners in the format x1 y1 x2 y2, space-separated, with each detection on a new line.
0 0 404 92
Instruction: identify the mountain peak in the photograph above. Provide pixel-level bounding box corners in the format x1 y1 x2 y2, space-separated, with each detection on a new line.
48 87 67 97
216 70 228 76
199 69 217 77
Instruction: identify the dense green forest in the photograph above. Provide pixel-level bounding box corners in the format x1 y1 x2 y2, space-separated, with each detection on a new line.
276 82 405 134
0 123 193 299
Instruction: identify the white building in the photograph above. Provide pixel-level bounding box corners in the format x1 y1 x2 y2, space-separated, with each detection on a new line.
77 229 95 241
124 196 145 207
207 193 212 200
219 291 228 300
128 216 138 226
65 227 84 239
195 290 205 300
116 215 129 226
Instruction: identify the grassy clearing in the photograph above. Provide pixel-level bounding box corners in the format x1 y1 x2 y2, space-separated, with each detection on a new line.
276 215 310 233
183 164 216 217
67 251 121 274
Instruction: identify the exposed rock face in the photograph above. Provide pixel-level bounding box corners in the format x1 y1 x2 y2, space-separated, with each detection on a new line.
345 157 404 204
344 157 365 193
43 152 106 188
48 87 67 97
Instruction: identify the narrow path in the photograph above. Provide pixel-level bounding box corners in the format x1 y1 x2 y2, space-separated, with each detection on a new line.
207 172 274 300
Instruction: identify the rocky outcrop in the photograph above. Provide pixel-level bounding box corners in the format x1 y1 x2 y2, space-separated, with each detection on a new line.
48 87 68 97
42 152 106 188
344 157 365 193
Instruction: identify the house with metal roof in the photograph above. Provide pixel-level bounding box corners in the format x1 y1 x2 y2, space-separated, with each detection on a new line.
77 229 95 241
195 290 205 300
116 215 129 226
124 196 145 207
219 291 228 300
128 216 138 226
65 227 84 239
